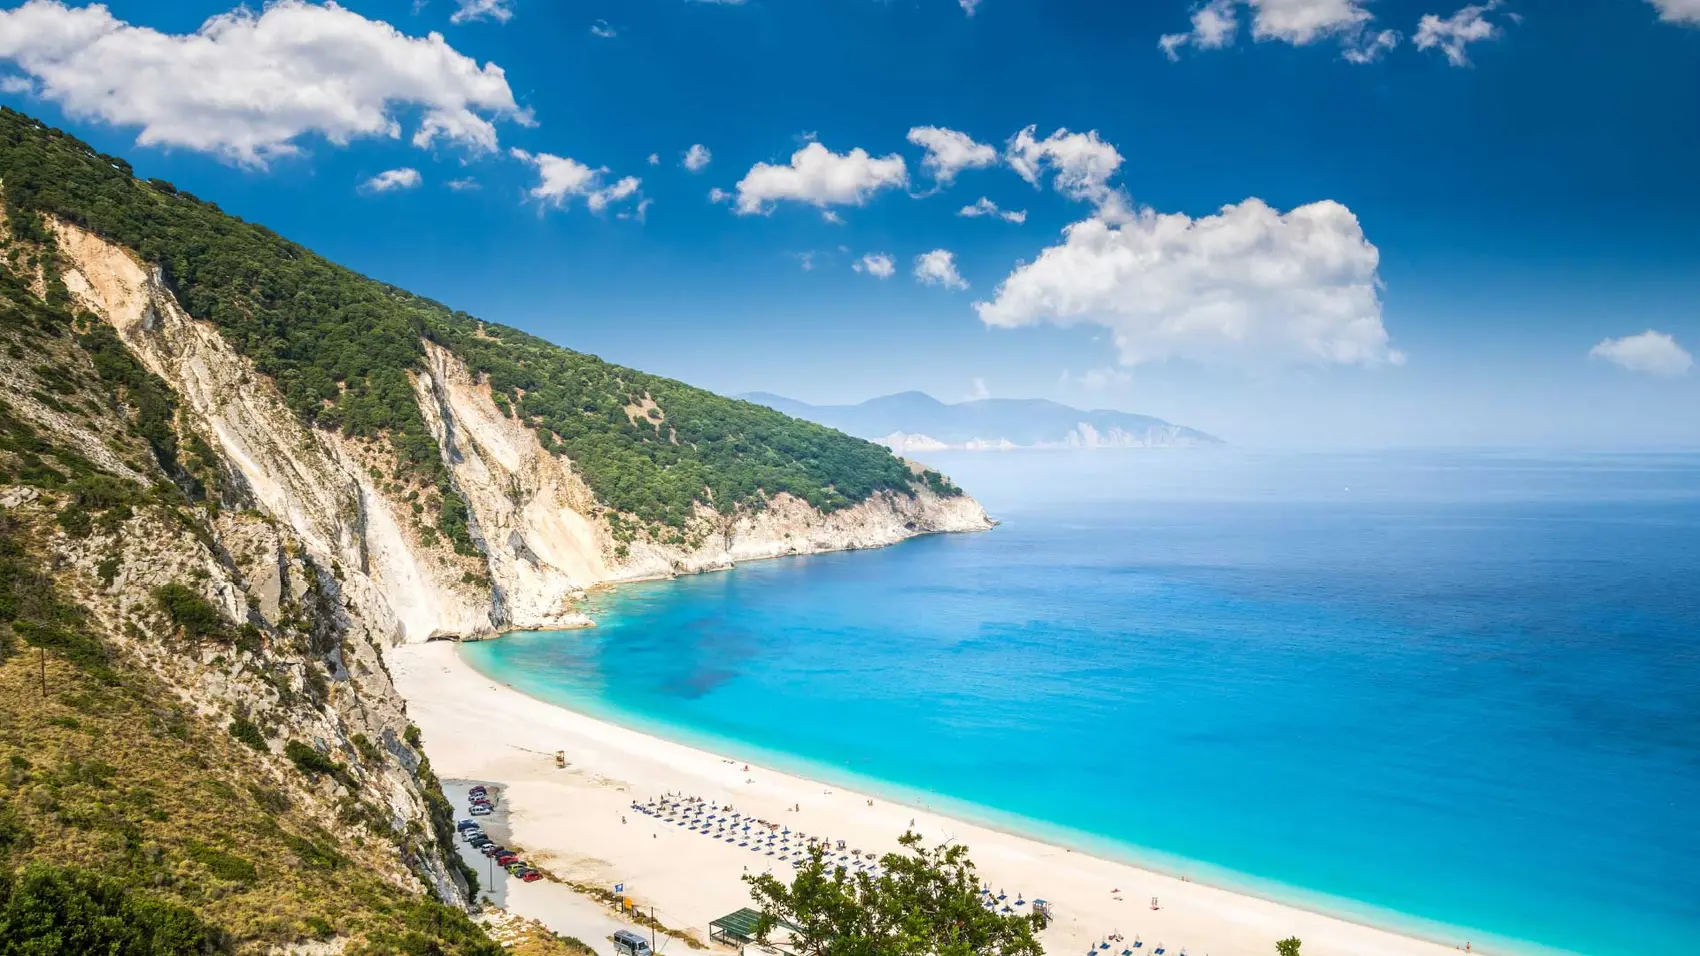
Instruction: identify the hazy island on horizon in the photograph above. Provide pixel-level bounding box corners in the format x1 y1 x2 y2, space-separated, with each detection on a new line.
738 390 1222 452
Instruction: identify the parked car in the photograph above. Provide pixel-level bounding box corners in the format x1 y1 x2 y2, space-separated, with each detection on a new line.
462 829 486 842
468 785 488 798
505 861 527 876
496 853 519 866
456 820 480 832
470 797 492 809
481 844 507 858
519 869 542 883
468 834 492 846
470 804 492 816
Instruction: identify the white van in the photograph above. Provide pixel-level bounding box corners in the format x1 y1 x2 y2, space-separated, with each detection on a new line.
612 929 652 956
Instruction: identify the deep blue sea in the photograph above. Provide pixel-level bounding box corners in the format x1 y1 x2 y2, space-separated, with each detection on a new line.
461 450 1700 956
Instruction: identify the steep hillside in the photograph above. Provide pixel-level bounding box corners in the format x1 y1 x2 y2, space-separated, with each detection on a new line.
0 107 990 950
0 107 990 640
740 391 1221 451
0 246 581 952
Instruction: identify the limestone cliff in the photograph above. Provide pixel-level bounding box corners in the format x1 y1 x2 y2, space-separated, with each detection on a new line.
0 263 490 949
49 218 991 642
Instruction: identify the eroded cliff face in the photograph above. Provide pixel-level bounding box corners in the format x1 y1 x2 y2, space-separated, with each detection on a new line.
415 341 993 596
53 219 492 642
50 217 992 642
0 276 472 914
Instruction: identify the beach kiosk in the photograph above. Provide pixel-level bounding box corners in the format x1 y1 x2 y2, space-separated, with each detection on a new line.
710 908 797 954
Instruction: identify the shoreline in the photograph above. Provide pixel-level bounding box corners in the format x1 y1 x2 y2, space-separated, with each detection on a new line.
392 640 1523 956
462 524 998 640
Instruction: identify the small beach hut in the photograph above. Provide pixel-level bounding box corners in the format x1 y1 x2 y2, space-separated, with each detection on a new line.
710 907 798 953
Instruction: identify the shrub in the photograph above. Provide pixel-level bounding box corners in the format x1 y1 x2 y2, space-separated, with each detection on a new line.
284 740 339 777
228 718 266 752
154 583 225 642
0 862 221 953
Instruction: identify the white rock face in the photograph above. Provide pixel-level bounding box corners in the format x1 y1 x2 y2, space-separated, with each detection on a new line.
51 219 992 640
414 342 606 630
416 343 992 592
54 220 490 642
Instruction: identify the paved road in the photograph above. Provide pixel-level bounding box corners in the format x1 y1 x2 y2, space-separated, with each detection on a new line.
444 778 693 956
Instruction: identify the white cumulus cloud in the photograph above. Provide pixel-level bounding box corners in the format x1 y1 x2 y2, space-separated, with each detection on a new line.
1648 0 1700 24
361 167 422 192
1159 0 1401 63
590 19 616 38
914 249 968 291
451 0 514 24
907 126 997 186
958 196 1027 223
1160 0 1239 59
510 148 642 214
0 0 528 165
1414 1 1505 66
976 198 1400 369
1589 330 1693 377
683 143 712 172
1006 126 1124 205
853 253 896 279
960 0 983 15
732 142 907 215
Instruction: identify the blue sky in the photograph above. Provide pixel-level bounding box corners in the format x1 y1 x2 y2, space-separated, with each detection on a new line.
1 0 1697 446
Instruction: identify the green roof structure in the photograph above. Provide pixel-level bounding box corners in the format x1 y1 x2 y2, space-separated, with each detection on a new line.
709 907 798 950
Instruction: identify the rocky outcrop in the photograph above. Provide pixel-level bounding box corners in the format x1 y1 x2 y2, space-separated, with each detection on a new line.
0 325 469 908
49 217 991 642
53 219 491 642
413 342 606 631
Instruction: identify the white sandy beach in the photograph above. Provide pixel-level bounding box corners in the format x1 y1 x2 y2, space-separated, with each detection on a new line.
393 641 1478 956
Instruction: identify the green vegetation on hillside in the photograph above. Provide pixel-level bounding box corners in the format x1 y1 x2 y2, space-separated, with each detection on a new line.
0 236 567 954
0 107 959 536
0 509 505 954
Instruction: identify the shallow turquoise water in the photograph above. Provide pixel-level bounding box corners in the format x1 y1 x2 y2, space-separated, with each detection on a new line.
461 450 1700 956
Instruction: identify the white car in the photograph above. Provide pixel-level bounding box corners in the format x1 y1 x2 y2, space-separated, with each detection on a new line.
470 804 493 816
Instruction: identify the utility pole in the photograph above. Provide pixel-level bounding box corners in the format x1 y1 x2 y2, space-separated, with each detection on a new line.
650 906 656 953
39 646 46 699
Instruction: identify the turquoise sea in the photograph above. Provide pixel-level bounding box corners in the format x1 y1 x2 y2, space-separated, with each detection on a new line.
461 450 1700 956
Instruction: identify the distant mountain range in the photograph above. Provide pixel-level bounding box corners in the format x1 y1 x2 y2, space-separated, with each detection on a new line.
738 391 1221 452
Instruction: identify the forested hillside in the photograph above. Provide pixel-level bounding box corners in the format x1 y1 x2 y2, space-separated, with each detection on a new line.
0 106 957 533
0 182 574 952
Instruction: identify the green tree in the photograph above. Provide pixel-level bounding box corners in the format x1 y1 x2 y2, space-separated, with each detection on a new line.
744 832 1047 956
1276 937 1302 956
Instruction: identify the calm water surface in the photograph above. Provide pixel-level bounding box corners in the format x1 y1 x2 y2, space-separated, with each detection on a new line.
462 450 1700 956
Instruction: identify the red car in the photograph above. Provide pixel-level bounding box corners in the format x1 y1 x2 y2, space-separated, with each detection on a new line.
496 853 519 866
520 869 542 883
